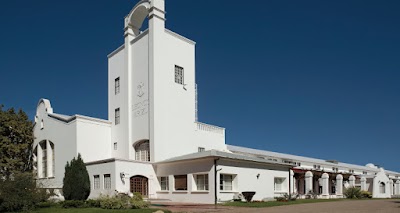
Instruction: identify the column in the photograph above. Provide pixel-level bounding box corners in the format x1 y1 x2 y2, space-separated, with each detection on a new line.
360 177 367 191
305 171 313 194
290 170 295 194
321 173 329 197
336 174 343 196
47 140 53 177
37 143 43 178
389 179 393 195
396 180 400 195
349 175 355 187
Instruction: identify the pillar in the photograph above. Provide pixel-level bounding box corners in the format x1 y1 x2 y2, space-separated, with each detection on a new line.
290 170 295 194
349 175 355 187
389 179 393 195
336 174 343 196
360 177 367 191
321 173 329 197
46 140 53 177
37 143 43 178
305 171 313 194
396 180 400 195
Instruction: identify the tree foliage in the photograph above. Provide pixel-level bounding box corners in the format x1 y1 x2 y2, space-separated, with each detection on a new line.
0 104 34 179
63 154 90 200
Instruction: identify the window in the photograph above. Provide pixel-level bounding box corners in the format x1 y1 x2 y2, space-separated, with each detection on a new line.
349 169 354 173
40 119 44 129
41 142 47 178
134 140 150 162
115 108 120 125
174 65 184 85
363 171 368 175
104 174 111 189
114 142 118 150
198 147 205 152
160 176 169 191
94 175 100 189
379 182 385 193
115 77 120 94
313 165 321 169
220 174 233 191
195 174 209 191
174 175 187 191
274 177 286 192
332 167 338 172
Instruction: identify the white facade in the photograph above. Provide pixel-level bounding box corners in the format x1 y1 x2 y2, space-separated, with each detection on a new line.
33 0 400 203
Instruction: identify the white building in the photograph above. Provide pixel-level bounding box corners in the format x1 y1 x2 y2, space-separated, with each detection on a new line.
33 0 400 203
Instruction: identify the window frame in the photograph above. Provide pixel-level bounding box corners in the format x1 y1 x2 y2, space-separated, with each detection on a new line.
113 142 118 150
174 175 188 191
174 65 184 85
220 174 233 191
274 177 286 192
115 77 120 95
104 174 111 190
94 175 100 190
195 174 209 191
198 147 205 152
115 108 120 125
160 176 169 191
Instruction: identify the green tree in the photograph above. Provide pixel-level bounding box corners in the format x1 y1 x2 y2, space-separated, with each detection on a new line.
0 104 34 179
63 153 91 200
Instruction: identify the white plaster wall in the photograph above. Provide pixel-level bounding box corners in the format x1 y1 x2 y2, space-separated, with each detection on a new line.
130 33 150 160
87 162 116 198
372 169 391 198
34 101 77 189
76 119 112 162
114 160 157 198
156 159 215 203
108 47 129 159
217 159 290 202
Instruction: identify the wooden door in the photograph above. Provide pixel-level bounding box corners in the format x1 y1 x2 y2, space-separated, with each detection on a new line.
130 176 148 197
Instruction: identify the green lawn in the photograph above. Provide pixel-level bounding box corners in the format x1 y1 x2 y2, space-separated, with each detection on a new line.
31 206 170 213
223 199 346 208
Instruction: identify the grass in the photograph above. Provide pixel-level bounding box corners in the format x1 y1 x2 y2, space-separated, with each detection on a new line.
31 206 171 213
223 199 346 208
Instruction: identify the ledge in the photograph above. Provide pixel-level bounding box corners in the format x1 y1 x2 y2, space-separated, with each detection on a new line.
191 191 209 194
156 191 169 194
220 191 238 193
172 191 188 194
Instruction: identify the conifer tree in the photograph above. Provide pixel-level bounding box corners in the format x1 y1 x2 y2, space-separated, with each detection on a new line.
62 154 90 200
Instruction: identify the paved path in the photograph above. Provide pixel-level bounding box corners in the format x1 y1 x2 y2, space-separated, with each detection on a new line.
153 199 400 213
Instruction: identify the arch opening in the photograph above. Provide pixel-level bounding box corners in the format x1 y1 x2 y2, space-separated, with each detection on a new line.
126 1 151 36
134 140 150 162
130 175 148 197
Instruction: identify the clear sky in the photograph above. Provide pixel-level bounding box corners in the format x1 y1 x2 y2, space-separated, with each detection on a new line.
1 1 399 172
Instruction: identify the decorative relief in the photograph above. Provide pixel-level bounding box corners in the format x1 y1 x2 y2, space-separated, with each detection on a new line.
133 99 148 118
137 82 145 97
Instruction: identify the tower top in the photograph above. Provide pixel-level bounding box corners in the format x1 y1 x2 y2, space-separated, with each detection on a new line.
124 0 165 36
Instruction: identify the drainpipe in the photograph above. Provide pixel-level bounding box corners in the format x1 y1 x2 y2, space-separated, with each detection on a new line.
288 167 292 197
214 158 220 206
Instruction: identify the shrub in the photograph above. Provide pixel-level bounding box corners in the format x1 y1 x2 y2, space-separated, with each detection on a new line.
86 199 101 208
63 153 90 200
61 200 87 208
0 173 51 212
274 196 286 202
35 201 57 208
344 187 362 199
305 190 318 199
360 190 372 199
98 194 149 209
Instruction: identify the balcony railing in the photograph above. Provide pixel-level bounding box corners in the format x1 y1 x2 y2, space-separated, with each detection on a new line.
196 122 225 135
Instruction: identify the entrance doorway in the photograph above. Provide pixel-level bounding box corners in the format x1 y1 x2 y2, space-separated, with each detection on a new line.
130 175 148 197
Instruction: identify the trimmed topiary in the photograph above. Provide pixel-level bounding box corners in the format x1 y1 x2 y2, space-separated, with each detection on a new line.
62 154 90 200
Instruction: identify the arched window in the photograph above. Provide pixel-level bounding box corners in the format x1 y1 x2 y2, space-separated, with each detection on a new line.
379 182 385 194
134 140 150 162
35 140 55 178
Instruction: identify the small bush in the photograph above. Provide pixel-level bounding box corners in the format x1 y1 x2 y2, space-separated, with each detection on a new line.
61 200 87 208
86 199 101 208
360 190 372 199
344 187 362 199
305 190 318 199
98 194 149 209
35 201 57 208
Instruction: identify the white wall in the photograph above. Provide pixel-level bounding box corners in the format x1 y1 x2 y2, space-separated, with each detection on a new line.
87 161 116 198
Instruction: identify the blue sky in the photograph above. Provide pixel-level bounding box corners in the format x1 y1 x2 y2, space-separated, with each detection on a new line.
1 1 399 171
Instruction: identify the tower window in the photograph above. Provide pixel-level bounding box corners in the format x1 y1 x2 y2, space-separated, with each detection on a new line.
115 77 120 94
114 142 118 150
175 65 184 85
115 108 120 125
